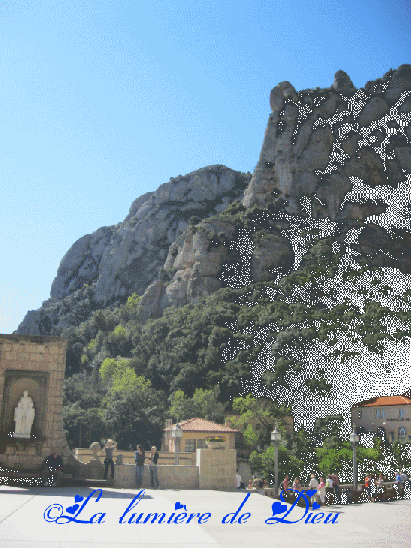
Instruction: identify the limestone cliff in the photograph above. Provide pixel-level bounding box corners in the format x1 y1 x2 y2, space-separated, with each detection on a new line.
15 166 251 335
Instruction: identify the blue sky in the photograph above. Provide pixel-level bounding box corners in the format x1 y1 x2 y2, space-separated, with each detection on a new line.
1 0 410 334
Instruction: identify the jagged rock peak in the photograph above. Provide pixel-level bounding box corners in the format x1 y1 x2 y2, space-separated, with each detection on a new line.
270 81 298 112
243 65 411 218
332 69 356 96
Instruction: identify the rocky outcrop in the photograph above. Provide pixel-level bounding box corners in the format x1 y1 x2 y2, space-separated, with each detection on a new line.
251 233 294 282
242 65 411 278
15 166 251 335
243 66 411 224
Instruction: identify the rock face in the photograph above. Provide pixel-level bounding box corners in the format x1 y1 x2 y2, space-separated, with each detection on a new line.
251 233 294 282
15 66 411 335
16 166 251 335
242 65 411 277
243 66 411 223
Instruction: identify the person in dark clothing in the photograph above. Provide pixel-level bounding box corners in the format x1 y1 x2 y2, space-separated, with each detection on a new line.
404 477 411 499
394 471 403 498
148 446 160 489
42 450 63 486
135 444 145 488
103 439 117 480
367 474 375 502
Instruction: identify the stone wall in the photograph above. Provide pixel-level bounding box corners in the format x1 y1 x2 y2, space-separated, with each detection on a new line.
75 448 196 466
114 448 236 490
114 464 199 490
0 334 71 469
196 448 236 490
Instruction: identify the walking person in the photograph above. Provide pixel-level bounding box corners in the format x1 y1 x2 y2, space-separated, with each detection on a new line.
235 469 245 490
318 477 326 506
331 473 341 503
42 449 63 487
292 477 301 499
370 473 376 503
280 474 290 500
376 473 385 501
394 471 403 498
135 444 145 488
309 473 319 507
148 446 160 489
326 475 334 504
364 473 370 501
403 472 411 498
103 439 117 480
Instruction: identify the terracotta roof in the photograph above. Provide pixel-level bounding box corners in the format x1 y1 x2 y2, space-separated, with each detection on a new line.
163 417 238 433
352 395 411 408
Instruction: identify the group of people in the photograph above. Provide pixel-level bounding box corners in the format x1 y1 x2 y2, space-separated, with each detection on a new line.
103 440 160 489
279 471 410 504
364 471 410 502
305 473 341 506
133 444 160 489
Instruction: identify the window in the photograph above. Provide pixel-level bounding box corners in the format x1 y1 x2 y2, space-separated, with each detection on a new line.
399 409 404 418
197 439 207 449
398 427 407 439
376 409 381 418
382 410 386 418
185 439 196 452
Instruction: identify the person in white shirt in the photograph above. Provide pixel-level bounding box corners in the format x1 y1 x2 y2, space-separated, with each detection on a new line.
236 469 245 489
309 473 319 506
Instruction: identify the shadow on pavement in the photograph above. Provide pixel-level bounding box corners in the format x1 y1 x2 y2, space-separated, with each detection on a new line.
0 486 153 499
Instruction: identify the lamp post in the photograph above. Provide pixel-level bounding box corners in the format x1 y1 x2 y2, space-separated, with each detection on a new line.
171 422 183 465
271 426 282 496
350 429 360 490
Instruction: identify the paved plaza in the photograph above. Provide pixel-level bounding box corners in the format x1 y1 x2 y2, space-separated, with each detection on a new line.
0 484 409 547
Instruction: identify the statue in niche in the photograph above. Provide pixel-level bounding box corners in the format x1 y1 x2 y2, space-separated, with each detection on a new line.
13 391 35 438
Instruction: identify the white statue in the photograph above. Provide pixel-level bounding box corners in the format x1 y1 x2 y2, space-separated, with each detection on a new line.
13 391 35 438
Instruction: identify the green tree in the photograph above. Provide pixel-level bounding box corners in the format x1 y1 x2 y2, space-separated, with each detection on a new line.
316 435 384 481
169 386 226 423
316 438 352 477
289 427 319 480
103 383 166 450
63 403 106 449
249 445 304 484
100 357 150 394
311 415 344 446
229 395 291 449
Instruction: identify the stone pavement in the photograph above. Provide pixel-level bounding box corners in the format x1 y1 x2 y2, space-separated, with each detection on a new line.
0 484 408 547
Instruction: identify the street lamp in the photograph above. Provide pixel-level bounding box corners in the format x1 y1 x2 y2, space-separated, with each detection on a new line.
271 426 282 496
350 429 360 490
171 422 183 465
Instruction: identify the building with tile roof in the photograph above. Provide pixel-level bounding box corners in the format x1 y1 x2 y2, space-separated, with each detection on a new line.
162 418 238 453
351 394 411 443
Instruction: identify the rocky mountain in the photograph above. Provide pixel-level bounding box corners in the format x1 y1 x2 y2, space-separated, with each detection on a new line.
16 165 251 335
15 64 411 336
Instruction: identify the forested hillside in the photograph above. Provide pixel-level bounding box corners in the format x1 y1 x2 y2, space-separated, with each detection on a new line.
60 204 411 450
